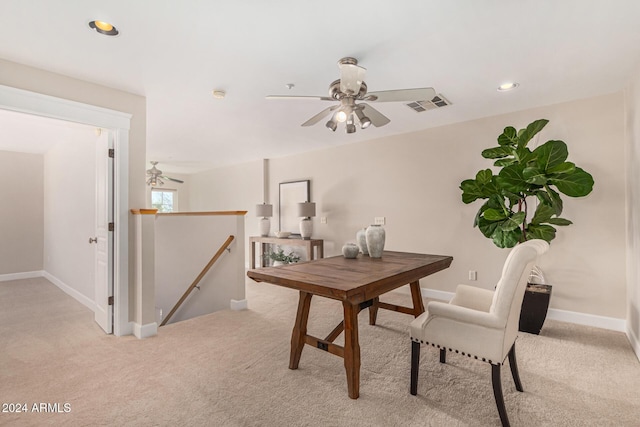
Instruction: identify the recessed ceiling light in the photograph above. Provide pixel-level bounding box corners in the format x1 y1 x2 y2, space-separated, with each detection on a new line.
497 82 519 92
88 20 119 36
212 90 226 99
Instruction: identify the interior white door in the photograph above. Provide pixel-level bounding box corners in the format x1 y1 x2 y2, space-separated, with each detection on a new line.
94 130 114 333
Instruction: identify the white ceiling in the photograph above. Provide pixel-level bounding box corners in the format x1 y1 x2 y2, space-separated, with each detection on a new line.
1 1 640 173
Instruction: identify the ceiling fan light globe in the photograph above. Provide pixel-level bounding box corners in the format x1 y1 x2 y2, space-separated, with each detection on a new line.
325 120 337 132
346 123 356 134
360 117 372 129
335 110 347 123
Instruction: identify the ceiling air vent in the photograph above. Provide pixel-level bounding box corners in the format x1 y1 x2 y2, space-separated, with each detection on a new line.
405 94 451 113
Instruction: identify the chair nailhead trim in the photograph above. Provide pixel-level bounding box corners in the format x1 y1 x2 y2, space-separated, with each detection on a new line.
411 339 494 364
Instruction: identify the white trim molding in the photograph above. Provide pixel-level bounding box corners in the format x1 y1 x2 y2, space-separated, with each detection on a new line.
421 287 626 333
43 271 96 312
230 299 248 310
627 326 640 362
133 322 158 339
0 271 43 282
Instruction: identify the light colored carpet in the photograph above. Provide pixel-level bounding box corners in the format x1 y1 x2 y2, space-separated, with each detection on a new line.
1 276 639 426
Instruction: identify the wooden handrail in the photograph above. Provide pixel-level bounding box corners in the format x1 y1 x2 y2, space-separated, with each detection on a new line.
160 235 235 326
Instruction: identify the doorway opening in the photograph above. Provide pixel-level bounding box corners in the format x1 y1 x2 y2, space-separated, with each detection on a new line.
0 84 132 336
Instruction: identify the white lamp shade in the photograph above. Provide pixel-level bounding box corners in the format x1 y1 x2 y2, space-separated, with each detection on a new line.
256 203 273 217
297 202 316 218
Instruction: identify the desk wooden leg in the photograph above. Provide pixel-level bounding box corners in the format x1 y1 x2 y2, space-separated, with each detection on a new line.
409 281 425 317
289 291 312 370
250 241 256 269
343 301 361 399
369 297 380 325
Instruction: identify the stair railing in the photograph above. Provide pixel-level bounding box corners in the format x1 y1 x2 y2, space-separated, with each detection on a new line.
160 234 235 326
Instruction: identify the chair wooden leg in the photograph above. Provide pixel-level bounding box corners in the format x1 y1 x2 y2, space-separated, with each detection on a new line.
439 348 446 364
508 344 523 392
410 341 420 395
492 364 510 427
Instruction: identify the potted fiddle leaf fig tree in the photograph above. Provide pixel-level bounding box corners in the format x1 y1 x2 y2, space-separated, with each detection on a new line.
459 118 594 333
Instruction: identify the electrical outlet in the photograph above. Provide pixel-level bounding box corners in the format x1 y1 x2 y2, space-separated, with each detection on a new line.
320 217 327 224
374 217 386 225
469 270 477 281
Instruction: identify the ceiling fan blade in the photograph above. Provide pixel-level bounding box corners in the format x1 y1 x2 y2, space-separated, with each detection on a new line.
360 103 390 127
266 95 334 101
339 63 366 95
301 105 339 127
161 175 184 184
366 87 436 103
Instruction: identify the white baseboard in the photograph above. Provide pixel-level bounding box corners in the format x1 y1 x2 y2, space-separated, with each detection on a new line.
546 308 626 332
115 321 134 338
0 270 44 282
421 287 626 333
421 288 454 302
42 271 96 312
133 322 157 339
626 326 640 362
230 299 248 310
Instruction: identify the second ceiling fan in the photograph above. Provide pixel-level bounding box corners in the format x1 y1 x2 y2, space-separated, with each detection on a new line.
267 57 436 133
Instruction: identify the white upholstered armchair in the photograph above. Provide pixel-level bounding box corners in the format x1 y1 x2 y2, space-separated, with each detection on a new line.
409 239 549 427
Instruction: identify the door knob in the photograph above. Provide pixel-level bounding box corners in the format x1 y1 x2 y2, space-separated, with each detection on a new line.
89 237 98 244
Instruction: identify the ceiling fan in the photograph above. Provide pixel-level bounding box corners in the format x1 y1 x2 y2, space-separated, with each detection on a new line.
146 161 184 187
266 57 436 133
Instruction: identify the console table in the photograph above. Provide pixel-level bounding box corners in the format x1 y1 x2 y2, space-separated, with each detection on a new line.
249 236 324 269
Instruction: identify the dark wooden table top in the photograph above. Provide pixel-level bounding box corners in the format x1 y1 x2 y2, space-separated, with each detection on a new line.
247 251 453 304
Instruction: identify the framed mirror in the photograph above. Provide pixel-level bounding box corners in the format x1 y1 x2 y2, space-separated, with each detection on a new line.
279 180 310 235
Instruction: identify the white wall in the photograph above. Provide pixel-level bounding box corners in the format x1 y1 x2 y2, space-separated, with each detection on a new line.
625 70 640 359
43 128 99 302
193 93 627 320
0 150 43 275
189 159 262 265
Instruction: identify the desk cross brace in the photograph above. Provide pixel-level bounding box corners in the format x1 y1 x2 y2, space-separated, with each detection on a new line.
289 282 424 399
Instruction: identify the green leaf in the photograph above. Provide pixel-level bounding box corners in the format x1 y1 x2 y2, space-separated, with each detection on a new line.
547 217 572 226
491 228 521 248
500 211 526 231
531 204 555 225
476 169 493 185
460 169 501 203
496 164 528 193
482 146 513 159
478 217 500 238
498 126 518 146
547 161 575 174
483 208 507 221
523 167 547 185
517 119 549 148
494 158 517 167
516 147 536 164
460 179 484 204
534 140 568 171
526 224 557 243
549 167 594 197
545 185 564 216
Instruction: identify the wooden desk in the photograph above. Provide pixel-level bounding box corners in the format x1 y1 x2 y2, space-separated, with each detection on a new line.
246 251 453 399
249 236 324 269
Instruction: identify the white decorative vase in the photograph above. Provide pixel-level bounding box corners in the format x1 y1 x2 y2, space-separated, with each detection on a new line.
342 243 359 259
273 260 285 266
259 217 270 237
356 228 368 255
365 225 385 258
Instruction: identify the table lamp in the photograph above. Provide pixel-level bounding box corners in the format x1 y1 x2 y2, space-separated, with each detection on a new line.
256 203 273 237
297 202 316 240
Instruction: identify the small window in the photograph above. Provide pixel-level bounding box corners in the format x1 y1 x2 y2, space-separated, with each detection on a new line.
151 189 178 213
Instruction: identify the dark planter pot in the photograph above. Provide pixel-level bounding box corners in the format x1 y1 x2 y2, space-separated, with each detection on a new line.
519 284 552 334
